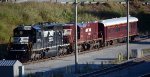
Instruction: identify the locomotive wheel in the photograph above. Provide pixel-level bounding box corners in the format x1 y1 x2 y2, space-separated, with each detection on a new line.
62 48 66 55
130 36 135 42
66 45 73 54
58 47 63 56
63 48 68 55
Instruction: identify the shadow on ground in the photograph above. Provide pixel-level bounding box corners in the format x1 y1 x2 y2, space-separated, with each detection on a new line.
0 44 8 59
25 61 150 77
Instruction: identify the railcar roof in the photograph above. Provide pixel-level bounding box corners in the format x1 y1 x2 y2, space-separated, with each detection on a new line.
64 23 87 27
33 22 64 30
78 23 87 27
32 25 41 30
64 21 97 27
99 17 138 27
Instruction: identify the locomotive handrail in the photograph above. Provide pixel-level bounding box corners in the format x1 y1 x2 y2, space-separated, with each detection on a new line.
27 42 32 51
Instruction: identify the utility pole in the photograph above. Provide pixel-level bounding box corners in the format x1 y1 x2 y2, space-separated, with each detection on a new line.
127 0 130 60
75 0 78 74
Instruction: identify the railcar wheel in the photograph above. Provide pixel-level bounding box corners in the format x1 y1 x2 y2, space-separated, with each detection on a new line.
110 40 113 45
113 39 118 44
86 43 91 50
99 40 104 47
130 36 135 42
105 42 109 46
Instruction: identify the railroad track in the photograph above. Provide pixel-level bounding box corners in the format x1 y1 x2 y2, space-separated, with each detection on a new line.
79 55 150 77
23 42 125 65
23 36 150 65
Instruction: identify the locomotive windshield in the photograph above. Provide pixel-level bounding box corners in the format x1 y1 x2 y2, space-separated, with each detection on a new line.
14 30 32 37
13 26 35 44
14 26 33 37
13 30 32 44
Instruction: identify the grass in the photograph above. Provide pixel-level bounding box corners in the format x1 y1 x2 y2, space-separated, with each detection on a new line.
0 2 73 43
0 1 149 43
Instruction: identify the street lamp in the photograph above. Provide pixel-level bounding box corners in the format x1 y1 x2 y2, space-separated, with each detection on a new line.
75 0 78 74
126 0 130 60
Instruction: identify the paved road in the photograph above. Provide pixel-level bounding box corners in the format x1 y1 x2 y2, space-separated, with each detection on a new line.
24 38 150 74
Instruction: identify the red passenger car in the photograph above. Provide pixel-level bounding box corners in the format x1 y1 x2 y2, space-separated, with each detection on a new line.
99 17 138 45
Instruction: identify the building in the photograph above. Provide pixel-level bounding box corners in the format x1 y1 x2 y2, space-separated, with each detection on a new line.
0 60 24 77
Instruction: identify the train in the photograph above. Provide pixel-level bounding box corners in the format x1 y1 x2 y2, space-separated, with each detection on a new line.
7 16 138 61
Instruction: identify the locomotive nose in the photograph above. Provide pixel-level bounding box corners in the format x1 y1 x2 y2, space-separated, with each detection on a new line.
13 37 29 44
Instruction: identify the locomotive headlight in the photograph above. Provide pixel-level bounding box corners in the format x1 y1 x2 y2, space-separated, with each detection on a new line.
21 47 25 49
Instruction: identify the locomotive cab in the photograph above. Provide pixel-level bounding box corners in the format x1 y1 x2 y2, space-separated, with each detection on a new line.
13 26 36 43
8 23 67 61
8 25 36 60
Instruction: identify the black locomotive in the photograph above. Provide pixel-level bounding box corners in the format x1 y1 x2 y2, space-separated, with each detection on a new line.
8 22 71 61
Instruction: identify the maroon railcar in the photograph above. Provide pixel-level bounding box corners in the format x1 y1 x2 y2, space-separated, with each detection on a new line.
99 17 138 45
63 22 100 43
63 17 138 52
77 22 99 43
63 22 102 51
63 24 75 44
